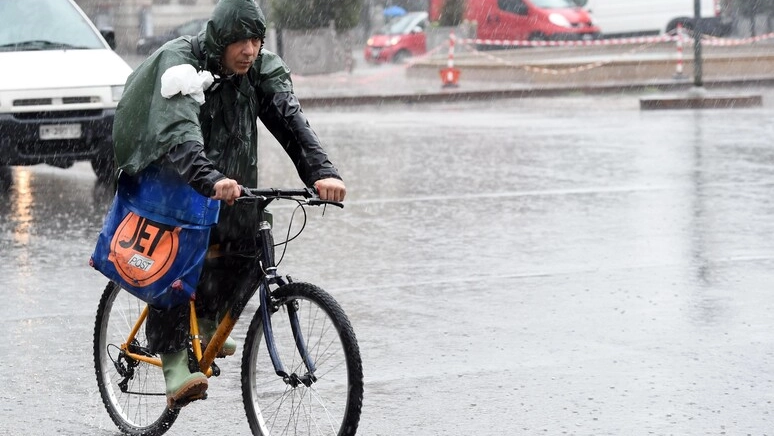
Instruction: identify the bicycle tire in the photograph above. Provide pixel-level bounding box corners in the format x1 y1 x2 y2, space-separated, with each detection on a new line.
94 281 179 435
241 282 363 436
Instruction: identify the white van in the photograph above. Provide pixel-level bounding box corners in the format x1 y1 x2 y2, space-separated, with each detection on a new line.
584 0 732 37
0 0 133 182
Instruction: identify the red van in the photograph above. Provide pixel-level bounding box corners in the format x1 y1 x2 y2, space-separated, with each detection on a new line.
365 11 429 63
431 0 599 42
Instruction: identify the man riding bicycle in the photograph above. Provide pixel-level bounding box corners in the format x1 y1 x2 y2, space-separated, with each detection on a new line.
111 0 346 408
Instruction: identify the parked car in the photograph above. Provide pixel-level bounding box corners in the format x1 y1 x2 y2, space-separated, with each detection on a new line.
136 18 208 55
365 11 429 63
0 0 133 182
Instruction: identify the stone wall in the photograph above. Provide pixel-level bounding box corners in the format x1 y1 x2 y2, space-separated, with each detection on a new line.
279 24 354 75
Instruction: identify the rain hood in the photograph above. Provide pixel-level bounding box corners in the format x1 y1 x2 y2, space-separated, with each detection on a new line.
113 0 289 176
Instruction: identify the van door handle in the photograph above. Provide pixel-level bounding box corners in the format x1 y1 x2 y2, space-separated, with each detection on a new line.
486 14 500 23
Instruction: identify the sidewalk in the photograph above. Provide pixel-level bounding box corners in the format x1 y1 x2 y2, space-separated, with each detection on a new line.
122 48 774 109
291 46 774 107
292 64 774 108
291 61 532 106
290 48 549 105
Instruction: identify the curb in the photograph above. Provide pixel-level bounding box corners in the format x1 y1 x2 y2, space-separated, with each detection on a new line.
298 77 774 108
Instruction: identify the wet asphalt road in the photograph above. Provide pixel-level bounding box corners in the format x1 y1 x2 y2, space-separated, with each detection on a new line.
2 89 774 435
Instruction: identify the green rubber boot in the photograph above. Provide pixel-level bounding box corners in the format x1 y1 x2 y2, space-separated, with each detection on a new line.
198 318 237 357
160 349 208 409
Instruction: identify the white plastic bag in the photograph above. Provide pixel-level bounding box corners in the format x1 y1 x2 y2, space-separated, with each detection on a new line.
160 64 214 105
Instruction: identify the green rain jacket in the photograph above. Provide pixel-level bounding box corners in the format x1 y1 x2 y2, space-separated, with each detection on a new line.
112 0 341 243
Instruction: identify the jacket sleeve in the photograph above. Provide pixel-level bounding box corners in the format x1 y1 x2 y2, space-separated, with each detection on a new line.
257 91 342 187
162 140 226 197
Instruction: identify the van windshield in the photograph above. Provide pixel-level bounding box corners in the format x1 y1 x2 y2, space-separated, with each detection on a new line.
531 0 581 8
0 0 105 51
378 12 427 35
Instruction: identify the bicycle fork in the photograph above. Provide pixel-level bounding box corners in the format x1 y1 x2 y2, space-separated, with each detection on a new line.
257 220 318 388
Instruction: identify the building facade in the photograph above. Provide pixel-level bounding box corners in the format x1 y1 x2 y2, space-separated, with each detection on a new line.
75 0 270 54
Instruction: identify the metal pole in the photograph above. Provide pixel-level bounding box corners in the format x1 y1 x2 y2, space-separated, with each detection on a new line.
693 0 703 87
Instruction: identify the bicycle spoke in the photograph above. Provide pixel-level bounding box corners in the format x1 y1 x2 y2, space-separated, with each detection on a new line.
243 282 362 436
306 386 338 434
95 282 176 435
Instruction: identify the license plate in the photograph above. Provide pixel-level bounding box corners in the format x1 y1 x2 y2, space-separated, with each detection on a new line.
39 124 81 140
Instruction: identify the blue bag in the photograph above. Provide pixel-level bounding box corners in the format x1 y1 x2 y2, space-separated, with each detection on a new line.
90 165 220 308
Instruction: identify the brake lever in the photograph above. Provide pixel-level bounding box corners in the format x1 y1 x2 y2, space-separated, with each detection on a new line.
308 199 344 209
235 186 258 203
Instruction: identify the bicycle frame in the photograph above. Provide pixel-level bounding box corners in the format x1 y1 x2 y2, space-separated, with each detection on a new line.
117 190 324 386
117 305 161 368
199 207 319 383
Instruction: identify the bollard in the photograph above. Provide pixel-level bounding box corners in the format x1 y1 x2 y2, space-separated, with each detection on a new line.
440 30 460 88
674 23 686 80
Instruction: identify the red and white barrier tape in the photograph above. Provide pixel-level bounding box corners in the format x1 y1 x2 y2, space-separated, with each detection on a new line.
458 38 661 76
456 31 774 49
701 31 774 46
448 30 774 76
457 34 676 48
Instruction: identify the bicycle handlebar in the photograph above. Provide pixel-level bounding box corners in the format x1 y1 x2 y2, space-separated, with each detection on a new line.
237 186 344 209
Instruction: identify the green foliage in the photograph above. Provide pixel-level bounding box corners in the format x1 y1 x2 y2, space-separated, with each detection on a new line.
271 0 362 30
438 0 466 26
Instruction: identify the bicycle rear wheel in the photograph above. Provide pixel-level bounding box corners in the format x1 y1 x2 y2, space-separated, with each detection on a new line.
241 282 363 436
94 281 178 435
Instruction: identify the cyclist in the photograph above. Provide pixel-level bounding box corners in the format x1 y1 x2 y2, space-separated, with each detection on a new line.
111 0 346 408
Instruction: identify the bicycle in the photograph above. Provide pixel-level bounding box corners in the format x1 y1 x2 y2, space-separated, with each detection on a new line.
93 187 364 436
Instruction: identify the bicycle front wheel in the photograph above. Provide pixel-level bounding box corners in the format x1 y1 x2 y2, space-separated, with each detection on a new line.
241 282 363 436
94 281 178 435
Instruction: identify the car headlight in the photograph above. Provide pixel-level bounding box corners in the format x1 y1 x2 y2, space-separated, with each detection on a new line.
548 13 572 28
389 36 400 46
111 85 124 102
367 37 374 46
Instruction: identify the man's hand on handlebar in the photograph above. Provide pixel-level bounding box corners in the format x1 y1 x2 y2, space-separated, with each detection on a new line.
212 178 242 205
314 178 346 203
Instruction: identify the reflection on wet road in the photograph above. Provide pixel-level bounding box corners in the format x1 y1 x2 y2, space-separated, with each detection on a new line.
2 90 774 435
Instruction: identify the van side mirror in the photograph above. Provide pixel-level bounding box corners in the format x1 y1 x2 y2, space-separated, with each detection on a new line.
100 29 116 50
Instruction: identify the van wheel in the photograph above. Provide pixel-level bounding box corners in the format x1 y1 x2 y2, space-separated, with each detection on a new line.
392 50 411 63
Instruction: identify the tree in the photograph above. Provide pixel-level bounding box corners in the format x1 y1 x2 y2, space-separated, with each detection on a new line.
271 0 362 30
